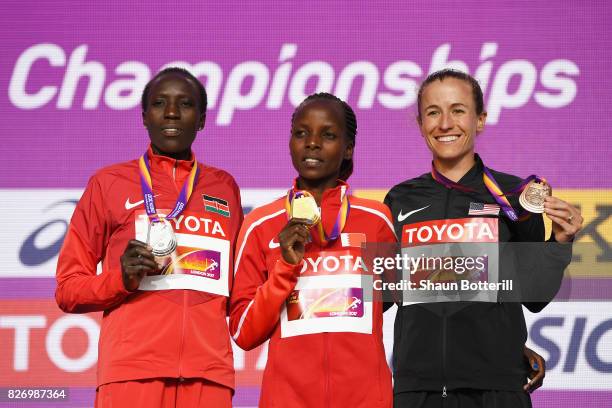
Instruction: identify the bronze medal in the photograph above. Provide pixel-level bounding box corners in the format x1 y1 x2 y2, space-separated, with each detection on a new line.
519 180 552 213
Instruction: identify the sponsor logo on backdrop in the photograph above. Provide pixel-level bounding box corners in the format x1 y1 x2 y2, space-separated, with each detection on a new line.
0 300 268 386
525 303 612 389
9 43 578 125
1 189 284 277
2 189 610 277
1 302 610 389
19 199 77 267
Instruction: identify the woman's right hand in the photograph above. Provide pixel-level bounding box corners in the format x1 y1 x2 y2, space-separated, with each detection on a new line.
120 240 158 291
278 219 311 265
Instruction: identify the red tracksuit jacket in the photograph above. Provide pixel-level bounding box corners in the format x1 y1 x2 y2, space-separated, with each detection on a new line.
56 147 243 390
230 181 395 407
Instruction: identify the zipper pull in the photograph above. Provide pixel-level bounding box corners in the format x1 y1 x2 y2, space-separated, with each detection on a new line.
442 386 447 398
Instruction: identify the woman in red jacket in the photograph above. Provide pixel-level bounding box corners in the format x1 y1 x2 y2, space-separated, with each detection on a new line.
230 93 396 407
56 67 242 407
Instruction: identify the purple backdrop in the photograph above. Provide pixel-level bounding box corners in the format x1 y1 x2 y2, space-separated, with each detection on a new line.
1 1 610 189
1 1 610 407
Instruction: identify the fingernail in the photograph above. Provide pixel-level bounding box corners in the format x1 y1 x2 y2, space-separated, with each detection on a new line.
532 362 539 369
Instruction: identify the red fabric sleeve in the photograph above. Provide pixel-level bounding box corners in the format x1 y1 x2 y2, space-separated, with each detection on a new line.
55 175 130 313
229 221 301 351
378 205 398 244
226 175 244 315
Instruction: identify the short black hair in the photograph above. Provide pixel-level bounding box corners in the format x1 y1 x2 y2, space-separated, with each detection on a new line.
291 92 357 181
141 67 207 115
417 69 484 123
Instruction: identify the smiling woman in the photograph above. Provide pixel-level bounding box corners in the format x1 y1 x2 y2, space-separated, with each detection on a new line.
55 67 243 407
416 71 486 182
385 69 583 407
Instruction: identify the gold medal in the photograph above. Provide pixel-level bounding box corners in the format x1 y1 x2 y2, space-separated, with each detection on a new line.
519 180 551 213
290 195 320 225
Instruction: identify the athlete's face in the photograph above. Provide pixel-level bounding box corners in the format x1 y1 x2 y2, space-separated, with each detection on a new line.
142 73 205 159
418 77 486 164
290 99 353 189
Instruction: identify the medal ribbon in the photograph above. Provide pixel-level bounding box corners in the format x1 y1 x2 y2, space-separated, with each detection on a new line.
431 164 544 222
285 186 350 245
139 153 200 222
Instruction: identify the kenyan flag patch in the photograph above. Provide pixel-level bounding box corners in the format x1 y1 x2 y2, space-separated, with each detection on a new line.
203 194 230 217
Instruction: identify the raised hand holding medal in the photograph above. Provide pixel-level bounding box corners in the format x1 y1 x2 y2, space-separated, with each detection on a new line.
279 187 350 265
432 163 582 242
276 190 319 265
519 180 552 214
287 187 349 246
494 174 582 241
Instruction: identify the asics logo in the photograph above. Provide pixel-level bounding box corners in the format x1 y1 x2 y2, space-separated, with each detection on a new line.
397 205 430 222
269 237 280 249
125 194 160 210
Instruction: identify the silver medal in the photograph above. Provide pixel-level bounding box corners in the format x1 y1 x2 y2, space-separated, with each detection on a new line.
147 218 177 257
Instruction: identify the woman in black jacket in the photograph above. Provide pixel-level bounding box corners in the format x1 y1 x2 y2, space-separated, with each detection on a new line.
385 69 583 408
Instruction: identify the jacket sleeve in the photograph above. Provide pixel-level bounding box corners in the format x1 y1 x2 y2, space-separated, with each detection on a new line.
55 175 130 313
512 213 573 312
229 220 301 350
226 175 244 315
377 203 400 312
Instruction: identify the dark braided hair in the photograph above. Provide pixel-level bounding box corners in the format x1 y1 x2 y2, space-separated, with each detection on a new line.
416 68 484 123
291 92 357 181
141 67 208 115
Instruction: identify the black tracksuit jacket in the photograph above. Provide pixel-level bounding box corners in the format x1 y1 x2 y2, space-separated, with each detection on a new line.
384 155 572 394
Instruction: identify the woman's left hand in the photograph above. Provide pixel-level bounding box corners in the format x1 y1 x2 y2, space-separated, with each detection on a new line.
543 196 583 243
523 346 546 393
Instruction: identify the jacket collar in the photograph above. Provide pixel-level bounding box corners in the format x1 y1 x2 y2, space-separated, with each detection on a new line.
146 145 196 178
291 178 350 204
456 153 485 186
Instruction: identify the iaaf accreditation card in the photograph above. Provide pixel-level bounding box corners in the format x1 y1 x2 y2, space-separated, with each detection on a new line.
280 247 373 338
134 209 230 296
401 218 500 304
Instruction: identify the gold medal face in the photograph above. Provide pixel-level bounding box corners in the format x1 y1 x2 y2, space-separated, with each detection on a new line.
147 218 177 257
519 181 552 213
290 195 320 225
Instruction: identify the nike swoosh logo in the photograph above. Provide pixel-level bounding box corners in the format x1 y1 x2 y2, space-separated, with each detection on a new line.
397 205 431 222
125 194 160 210
269 238 280 249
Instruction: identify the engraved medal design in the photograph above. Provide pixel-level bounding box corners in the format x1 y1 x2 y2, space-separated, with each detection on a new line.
147 218 177 257
285 184 350 245
291 194 320 225
519 180 552 213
